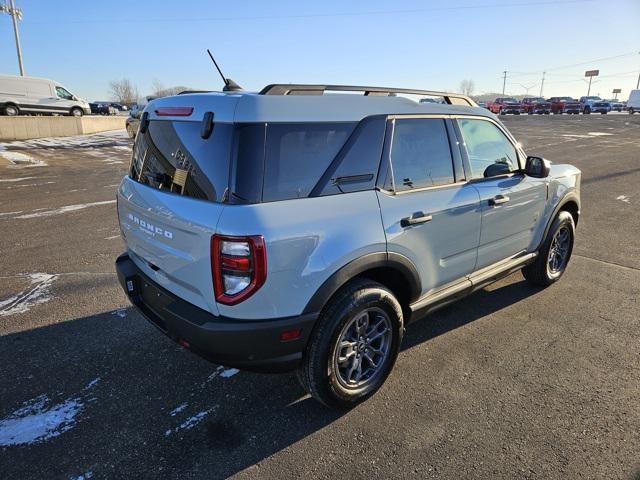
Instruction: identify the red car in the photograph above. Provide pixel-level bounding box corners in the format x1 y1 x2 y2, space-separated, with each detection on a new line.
521 97 551 114
547 97 581 115
486 97 522 115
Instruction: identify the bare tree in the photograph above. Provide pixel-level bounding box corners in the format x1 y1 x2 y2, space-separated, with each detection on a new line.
459 79 475 96
150 79 195 97
108 78 138 105
151 79 166 97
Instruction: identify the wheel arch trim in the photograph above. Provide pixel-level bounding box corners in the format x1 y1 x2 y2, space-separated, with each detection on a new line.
539 193 580 250
302 252 421 315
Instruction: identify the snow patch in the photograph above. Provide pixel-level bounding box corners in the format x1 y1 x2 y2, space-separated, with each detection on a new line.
203 366 240 386
165 408 214 437
104 235 120 240
0 148 47 168
587 132 613 136
169 403 188 417
220 368 239 378
616 195 630 204
111 308 127 318
0 378 100 447
0 176 36 183
0 273 57 317
15 200 116 219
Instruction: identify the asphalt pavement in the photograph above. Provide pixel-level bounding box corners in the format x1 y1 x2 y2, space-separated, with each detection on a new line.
0 115 638 479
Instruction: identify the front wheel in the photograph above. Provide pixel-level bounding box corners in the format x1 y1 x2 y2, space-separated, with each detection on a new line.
297 279 403 409
522 211 575 287
71 107 84 117
4 104 19 116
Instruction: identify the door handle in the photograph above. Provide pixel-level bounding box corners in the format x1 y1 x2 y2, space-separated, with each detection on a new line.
489 194 510 206
401 211 433 227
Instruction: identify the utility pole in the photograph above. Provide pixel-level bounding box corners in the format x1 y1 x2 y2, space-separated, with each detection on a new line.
502 71 507 95
539 71 546 97
1 0 25 75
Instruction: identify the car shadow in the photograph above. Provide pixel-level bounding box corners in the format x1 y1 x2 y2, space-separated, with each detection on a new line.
0 275 541 479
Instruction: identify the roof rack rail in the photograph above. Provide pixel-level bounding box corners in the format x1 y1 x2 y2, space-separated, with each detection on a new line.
259 84 476 106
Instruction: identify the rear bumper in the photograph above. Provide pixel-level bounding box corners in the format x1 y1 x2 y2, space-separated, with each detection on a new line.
115 253 318 373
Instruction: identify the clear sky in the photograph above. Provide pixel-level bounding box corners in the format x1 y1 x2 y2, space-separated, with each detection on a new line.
1 0 639 101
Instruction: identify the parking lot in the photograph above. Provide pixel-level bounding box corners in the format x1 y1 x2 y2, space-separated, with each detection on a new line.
0 115 638 479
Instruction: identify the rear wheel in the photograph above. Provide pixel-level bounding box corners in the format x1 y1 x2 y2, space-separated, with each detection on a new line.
4 104 19 116
584 106 591 114
297 279 403 408
522 211 575 287
630 108 635 115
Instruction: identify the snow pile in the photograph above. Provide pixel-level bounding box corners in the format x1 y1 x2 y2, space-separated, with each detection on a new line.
0 273 57 317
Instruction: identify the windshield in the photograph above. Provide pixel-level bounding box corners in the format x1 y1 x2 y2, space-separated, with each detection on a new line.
503 98 518 103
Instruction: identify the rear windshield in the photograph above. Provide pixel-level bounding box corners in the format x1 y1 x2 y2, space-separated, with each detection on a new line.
130 121 233 202
130 120 359 204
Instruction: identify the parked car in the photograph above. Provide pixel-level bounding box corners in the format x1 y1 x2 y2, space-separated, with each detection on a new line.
604 99 624 112
520 97 551 114
0 74 90 116
627 90 640 114
89 103 117 115
590 101 611 114
477 101 488 109
547 97 581 115
110 103 128 111
115 83 581 408
579 96 604 114
125 108 141 138
486 97 522 114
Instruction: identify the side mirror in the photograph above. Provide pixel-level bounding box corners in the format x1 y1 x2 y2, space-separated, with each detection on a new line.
525 156 551 178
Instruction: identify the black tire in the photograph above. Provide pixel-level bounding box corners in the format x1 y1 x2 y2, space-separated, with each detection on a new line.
297 279 403 409
583 106 591 114
522 211 575 287
4 104 19 116
70 107 84 117
630 108 635 115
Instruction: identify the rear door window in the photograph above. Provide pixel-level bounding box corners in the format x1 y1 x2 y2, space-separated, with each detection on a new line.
389 118 455 191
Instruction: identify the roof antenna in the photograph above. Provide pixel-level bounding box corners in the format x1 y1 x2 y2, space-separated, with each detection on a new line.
207 49 242 92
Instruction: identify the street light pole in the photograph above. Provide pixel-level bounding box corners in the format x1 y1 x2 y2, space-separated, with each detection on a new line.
9 0 24 76
587 76 593 96
1 0 25 75
502 71 507 95
540 71 546 97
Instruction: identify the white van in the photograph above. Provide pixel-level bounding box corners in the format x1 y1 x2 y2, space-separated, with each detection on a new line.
0 75 91 116
627 90 640 114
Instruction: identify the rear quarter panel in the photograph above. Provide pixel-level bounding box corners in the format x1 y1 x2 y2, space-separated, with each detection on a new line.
215 191 386 320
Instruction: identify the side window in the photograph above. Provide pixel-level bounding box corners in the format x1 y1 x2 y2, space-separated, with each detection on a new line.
319 116 386 196
389 118 454 191
56 86 73 100
262 122 355 202
458 118 518 179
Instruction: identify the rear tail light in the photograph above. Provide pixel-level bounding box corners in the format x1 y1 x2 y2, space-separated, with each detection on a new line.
211 235 266 305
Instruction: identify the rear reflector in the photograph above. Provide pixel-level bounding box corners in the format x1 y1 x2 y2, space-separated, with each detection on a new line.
280 329 302 342
155 107 194 117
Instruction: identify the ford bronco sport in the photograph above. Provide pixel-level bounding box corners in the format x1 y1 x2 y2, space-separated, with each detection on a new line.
116 84 581 408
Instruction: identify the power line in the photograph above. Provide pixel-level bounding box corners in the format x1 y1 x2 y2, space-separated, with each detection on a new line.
22 0 595 25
